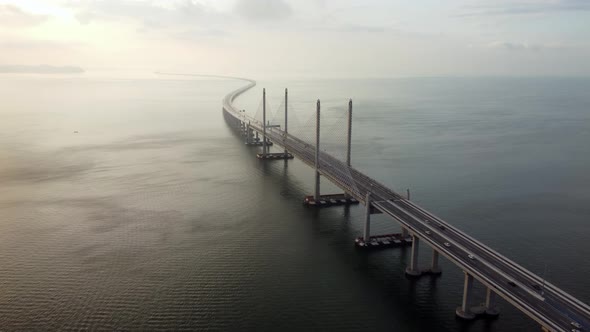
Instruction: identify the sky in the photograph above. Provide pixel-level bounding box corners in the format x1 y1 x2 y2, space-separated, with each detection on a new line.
0 0 589 78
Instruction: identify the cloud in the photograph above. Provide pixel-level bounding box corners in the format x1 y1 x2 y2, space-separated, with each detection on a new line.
234 0 292 21
485 41 565 51
0 4 48 26
66 0 231 43
459 0 590 17
338 24 391 33
60 0 236 48
0 65 84 74
69 0 208 27
0 39 84 50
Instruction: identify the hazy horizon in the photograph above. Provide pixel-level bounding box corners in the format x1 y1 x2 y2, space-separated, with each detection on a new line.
1 0 589 79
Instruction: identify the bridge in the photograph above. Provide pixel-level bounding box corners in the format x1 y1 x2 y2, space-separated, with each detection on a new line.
221 78 589 332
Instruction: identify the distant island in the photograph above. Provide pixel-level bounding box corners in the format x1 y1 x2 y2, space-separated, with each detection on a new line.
0 65 84 74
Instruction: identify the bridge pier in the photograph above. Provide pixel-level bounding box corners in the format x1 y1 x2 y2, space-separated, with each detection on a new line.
469 285 500 318
456 272 476 320
245 123 252 144
484 287 500 316
429 249 442 274
405 235 422 277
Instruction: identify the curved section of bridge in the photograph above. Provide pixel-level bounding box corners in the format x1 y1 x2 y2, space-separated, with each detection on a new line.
222 79 589 332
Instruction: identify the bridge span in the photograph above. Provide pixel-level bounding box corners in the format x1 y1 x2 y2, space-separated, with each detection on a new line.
221 78 589 332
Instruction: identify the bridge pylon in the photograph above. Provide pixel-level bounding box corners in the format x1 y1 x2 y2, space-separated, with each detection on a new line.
256 88 292 160
303 98 358 207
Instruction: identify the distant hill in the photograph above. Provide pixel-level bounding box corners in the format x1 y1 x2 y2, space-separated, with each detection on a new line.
0 65 84 74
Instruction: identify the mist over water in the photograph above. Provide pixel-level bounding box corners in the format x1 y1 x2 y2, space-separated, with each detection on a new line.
0 76 589 331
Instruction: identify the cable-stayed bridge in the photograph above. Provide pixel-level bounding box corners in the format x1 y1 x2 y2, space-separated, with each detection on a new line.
222 78 589 332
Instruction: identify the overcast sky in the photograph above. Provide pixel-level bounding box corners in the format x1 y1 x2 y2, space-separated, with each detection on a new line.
1 0 589 78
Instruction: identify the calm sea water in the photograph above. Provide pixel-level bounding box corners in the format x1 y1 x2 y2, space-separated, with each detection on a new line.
0 75 589 331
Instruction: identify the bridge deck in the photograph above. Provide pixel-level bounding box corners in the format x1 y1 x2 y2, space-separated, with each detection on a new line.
222 80 589 332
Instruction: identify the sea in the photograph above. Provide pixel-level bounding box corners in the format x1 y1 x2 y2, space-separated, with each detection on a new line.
0 74 589 331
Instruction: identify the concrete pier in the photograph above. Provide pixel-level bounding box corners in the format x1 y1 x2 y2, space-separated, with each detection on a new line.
405 235 422 276
469 287 500 318
429 249 442 275
246 123 252 144
456 272 476 319
485 287 500 316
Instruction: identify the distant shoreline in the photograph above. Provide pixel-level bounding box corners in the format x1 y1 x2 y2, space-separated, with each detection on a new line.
0 65 85 74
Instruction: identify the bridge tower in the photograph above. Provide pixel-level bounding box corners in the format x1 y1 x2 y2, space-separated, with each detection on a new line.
314 99 321 202
284 88 289 156
344 99 353 200
256 88 293 160
303 99 358 207
263 88 267 157
346 99 352 168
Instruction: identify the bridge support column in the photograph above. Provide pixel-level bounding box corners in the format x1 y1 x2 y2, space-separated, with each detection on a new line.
314 99 321 202
456 272 476 319
246 124 252 144
405 235 422 277
429 249 442 274
262 88 267 157
363 192 371 241
284 88 289 156
485 287 500 316
345 99 353 199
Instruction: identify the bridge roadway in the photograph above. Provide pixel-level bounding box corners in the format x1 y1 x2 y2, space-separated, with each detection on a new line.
222 79 590 331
